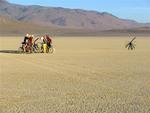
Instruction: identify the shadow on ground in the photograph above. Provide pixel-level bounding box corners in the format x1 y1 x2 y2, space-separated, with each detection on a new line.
0 50 21 54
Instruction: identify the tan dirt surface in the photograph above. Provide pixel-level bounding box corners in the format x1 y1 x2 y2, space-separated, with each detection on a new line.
0 36 150 113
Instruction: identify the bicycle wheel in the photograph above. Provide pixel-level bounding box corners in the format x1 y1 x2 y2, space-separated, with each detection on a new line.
48 46 55 54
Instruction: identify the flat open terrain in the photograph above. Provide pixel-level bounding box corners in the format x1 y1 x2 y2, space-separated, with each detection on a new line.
0 36 150 113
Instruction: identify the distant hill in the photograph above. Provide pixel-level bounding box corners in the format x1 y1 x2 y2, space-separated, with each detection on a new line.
0 15 54 35
0 0 150 36
0 15 99 36
1 0 150 29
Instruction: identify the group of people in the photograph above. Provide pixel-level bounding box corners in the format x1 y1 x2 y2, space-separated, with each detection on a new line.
22 33 52 53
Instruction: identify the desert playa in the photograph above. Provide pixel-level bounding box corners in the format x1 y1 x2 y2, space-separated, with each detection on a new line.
0 36 150 113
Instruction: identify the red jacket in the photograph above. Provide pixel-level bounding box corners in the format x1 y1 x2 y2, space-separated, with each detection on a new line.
28 37 33 45
46 35 52 44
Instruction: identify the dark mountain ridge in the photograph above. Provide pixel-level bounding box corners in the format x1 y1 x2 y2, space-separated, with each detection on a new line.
0 0 150 36
1 0 149 30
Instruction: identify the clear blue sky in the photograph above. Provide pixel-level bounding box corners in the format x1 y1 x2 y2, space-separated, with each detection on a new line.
8 0 150 23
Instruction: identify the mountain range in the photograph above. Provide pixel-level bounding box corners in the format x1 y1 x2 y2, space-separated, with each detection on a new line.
0 0 150 36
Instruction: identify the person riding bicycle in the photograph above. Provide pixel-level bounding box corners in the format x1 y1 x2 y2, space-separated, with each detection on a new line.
22 34 29 44
22 34 34 53
27 35 34 52
44 35 52 48
22 34 30 52
28 35 34 47
33 36 42 51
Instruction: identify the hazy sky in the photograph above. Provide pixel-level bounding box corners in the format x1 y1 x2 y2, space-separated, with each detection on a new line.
8 0 150 23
